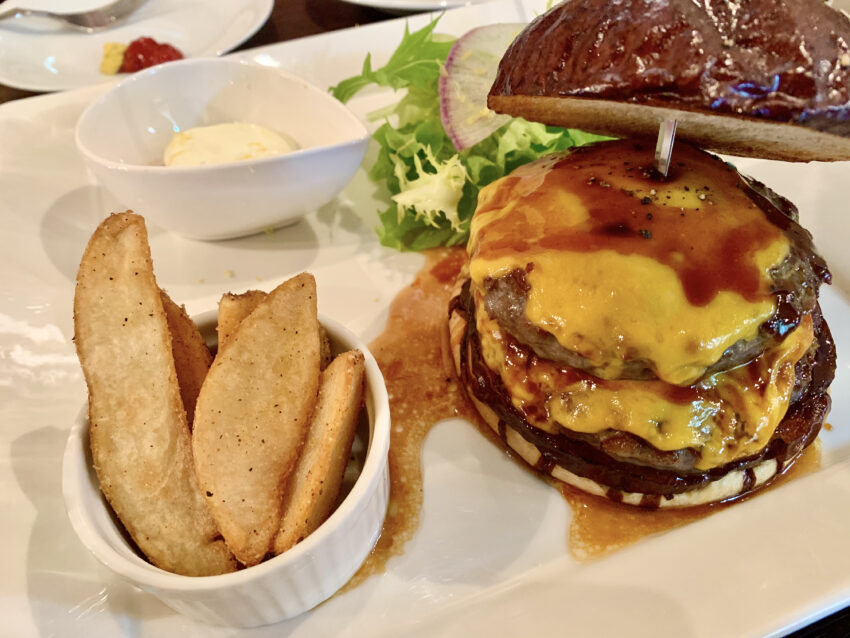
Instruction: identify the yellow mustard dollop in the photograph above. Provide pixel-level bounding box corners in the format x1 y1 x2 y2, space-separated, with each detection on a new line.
100 42 127 75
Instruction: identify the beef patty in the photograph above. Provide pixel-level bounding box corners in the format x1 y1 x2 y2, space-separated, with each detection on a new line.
481 175 829 383
453 279 835 495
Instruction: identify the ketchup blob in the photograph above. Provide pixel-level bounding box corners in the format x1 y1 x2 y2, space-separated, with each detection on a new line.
120 37 184 73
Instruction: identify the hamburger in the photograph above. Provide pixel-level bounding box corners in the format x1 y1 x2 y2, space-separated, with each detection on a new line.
448 0 844 508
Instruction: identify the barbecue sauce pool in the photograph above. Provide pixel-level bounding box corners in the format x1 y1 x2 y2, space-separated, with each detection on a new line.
343 249 820 588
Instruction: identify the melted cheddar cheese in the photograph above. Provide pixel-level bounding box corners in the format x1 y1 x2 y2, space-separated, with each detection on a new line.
476 307 813 469
468 140 790 386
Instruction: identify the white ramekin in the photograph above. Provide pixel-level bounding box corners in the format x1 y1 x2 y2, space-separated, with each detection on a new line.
74 58 368 240
63 311 390 627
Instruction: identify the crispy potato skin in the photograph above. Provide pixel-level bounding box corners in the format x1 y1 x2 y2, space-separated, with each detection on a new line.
217 290 267 352
74 212 235 576
193 274 321 566
160 289 212 428
218 289 332 369
274 350 366 555
318 325 333 371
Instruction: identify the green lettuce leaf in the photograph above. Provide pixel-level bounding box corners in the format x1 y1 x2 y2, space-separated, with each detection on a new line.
332 16 611 251
330 20 453 103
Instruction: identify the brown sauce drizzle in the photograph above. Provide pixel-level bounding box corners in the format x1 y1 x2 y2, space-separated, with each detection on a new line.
343 248 478 590
463 269 833 490
565 442 821 561
473 140 784 306
344 248 825 588
498 317 707 407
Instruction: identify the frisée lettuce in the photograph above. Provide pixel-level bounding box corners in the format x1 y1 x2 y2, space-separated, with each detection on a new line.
331 17 608 251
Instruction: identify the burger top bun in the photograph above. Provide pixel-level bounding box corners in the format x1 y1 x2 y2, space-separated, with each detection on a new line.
488 0 850 162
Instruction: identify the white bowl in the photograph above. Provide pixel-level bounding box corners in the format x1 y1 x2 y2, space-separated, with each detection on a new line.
62 312 390 627
75 58 369 240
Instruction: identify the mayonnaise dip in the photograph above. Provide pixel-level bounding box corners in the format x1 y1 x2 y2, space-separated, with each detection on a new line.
163 122 296 167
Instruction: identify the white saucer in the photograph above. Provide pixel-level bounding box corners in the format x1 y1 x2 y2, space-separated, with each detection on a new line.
0 0 274 92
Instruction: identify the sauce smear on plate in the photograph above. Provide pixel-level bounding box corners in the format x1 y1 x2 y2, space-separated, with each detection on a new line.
564 440 820 560
346 248 822 587
345 248 477 589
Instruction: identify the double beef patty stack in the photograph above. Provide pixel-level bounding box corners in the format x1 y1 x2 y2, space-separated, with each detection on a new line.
449 0 846 508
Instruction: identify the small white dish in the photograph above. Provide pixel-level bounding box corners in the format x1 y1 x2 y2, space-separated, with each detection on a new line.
0 0 274 92
75 57 369 239
62 311 391 627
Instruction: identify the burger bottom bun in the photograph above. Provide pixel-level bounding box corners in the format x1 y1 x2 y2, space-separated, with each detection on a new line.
488 95 850 163
448 296 799 509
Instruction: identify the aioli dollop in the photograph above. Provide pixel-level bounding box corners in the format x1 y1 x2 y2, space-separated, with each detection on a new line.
163 122 296 167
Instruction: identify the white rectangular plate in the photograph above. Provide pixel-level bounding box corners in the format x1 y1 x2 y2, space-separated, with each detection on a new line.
1 1 849 636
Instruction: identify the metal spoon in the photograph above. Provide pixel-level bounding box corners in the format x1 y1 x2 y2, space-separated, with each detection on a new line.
0 0 146 32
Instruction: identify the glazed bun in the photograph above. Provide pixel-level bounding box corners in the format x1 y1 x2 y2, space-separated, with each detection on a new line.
488 0 850 161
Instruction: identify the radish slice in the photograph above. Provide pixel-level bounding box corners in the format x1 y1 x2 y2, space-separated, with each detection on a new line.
440 23 525 151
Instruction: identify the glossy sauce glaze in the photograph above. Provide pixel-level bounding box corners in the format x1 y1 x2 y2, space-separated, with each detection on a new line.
490 0 850 134
565 441 821 560
469 140 830 392
459 275 832 494
491 297 813 416
344 248 478 589
472 140 785 307
344 249 823 583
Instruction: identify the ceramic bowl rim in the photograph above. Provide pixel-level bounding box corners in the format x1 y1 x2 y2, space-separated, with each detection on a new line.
73 57 369 174
62 310 390 594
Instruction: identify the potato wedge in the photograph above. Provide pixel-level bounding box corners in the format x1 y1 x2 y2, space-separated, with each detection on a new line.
218 289 332 369
74 212 236 576
217 290 267 352
160 289 212 428
319 324 332 371
274 350 365 555
193 273 321 566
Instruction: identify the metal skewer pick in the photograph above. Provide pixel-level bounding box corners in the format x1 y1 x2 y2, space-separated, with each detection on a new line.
654 119 678 178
